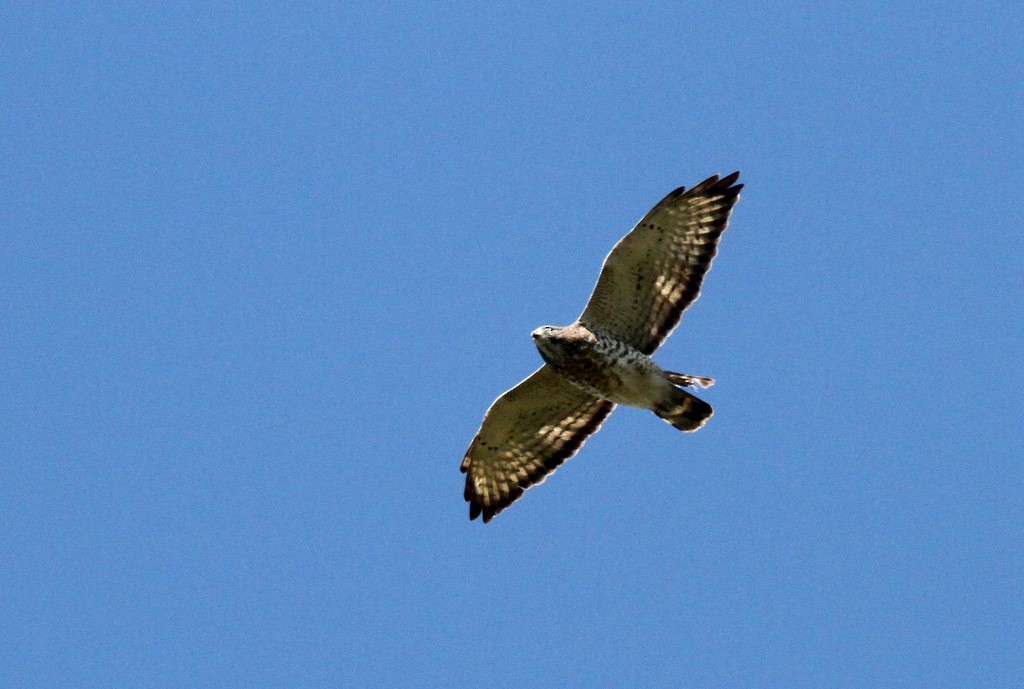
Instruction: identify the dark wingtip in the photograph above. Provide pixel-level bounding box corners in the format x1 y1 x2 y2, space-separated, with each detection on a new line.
657 172 742 208
467 493 498 524
700 171 741 192
720 172 742 197
720 170 741 187
698 171 742 200
654 185 688 207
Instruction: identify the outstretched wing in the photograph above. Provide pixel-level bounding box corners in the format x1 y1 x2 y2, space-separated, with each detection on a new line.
579 172 742 355
461 365 615 523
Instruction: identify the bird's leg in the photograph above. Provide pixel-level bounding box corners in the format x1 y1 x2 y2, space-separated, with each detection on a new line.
663 371 715 389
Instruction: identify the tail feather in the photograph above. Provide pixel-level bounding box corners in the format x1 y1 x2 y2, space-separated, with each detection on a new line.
654 387 713 432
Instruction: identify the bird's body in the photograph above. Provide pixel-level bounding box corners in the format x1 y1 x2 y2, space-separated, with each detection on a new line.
533 323 673 409
461 172 743 522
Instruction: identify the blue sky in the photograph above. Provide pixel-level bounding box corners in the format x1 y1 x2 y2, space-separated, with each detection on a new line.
3 2 1022 687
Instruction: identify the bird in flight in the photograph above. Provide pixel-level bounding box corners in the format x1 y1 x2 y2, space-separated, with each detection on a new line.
461 172 742 522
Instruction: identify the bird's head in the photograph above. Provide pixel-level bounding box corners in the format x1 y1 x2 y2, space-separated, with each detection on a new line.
531 325 567 364
531 325 562 341
532 324 594 366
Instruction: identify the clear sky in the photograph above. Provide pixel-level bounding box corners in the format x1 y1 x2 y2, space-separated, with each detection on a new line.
3 3 1022 687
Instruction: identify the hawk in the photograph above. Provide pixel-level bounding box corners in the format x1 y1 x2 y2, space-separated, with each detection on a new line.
461 172 742 522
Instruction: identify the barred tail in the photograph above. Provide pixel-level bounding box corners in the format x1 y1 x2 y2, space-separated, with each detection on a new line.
654 387 713 432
